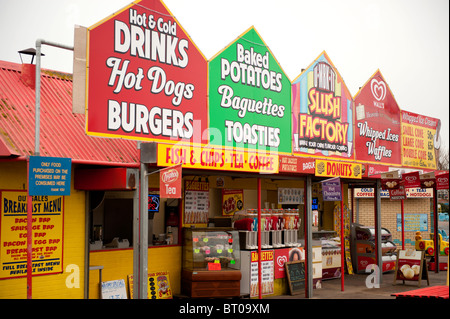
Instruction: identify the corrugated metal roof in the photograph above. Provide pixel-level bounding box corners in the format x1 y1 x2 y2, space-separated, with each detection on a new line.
0 60 139 165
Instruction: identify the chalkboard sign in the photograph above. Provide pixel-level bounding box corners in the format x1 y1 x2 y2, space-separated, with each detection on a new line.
285 261 305 295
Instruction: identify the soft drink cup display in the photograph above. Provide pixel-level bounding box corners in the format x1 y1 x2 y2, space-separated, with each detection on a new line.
247 209 258 231
293 209 300 230
283 209 292 230
271 209 279 231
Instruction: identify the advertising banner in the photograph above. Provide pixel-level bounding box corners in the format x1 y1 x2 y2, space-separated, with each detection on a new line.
401 110 441 169
128 271 173 299
157 143 278 174
274 248 289 279
86 0 208 144
401 171 421 188
394 250 428 286
389 187 406 200
354 71 401 164
315 159 362 179
250 250 274 297
278 155 315 174
354 187 433 198
208 27 291 154
222 189 244 216
321 177 342 201
0 191 63 279
292 52 353 159
436 172 449 190
159 164 182 198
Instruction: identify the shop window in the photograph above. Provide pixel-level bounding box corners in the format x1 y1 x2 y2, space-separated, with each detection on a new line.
103 198 133 246
89 191 134 250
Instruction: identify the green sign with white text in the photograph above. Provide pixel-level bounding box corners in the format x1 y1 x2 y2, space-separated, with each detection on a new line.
208 27 291 153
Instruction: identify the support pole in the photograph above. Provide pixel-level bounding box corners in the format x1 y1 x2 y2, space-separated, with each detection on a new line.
139 162 149 298
257 178 262 299
340 181 345 292
305 175 313 298
401 199 405 250
26 158 33 299
28 39 73 299
375 179 382 284
433 186 439 273
132 175 140 299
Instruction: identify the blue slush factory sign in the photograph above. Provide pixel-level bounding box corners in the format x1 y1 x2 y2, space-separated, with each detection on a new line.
29 156 71 196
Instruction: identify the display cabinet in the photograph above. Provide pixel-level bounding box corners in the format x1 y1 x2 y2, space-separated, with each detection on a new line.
181 227 241 297
351 224 397 273
312 231 341 280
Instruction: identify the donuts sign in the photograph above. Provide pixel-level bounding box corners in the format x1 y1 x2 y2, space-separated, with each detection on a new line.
86 0 207 144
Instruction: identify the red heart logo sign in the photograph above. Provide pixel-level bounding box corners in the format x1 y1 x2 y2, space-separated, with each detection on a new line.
370 78 386 101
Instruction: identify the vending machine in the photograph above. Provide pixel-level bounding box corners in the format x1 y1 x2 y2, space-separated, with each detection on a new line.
350 224 397 273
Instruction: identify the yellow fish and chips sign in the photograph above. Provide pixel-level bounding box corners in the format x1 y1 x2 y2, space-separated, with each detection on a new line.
0 191 63 279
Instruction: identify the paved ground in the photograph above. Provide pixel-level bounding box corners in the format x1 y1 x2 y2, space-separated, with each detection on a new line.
270 266 448 299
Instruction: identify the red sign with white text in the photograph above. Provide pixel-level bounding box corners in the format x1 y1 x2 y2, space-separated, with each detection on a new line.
354 71 401 164
160 164 182 198
278 156 315 174
389 187 406 200
402 171 421 188
436 172 449 190
86 0 208 144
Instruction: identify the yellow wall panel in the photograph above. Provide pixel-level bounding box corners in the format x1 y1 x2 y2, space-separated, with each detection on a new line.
0 162 86 299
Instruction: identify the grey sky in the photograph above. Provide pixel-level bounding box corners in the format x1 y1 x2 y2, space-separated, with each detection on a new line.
0 0 448 151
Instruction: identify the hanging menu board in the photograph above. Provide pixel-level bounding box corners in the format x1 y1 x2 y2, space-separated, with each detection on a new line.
184 180 209 225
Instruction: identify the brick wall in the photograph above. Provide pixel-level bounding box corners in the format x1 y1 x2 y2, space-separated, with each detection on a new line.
353 197 432 249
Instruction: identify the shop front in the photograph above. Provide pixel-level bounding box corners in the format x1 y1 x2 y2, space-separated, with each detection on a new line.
1 0 445 300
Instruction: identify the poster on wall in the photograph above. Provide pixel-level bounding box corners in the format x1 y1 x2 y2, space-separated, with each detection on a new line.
353 71 401 164
396 214 428 232
278 188 304 205
0 191 63 279
160 164 182 198
401 111 441 169
184 180 209 225
250 250 274 297
208 27 291 155
86 0 208 144
222 189 244 216
292 51 354 159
